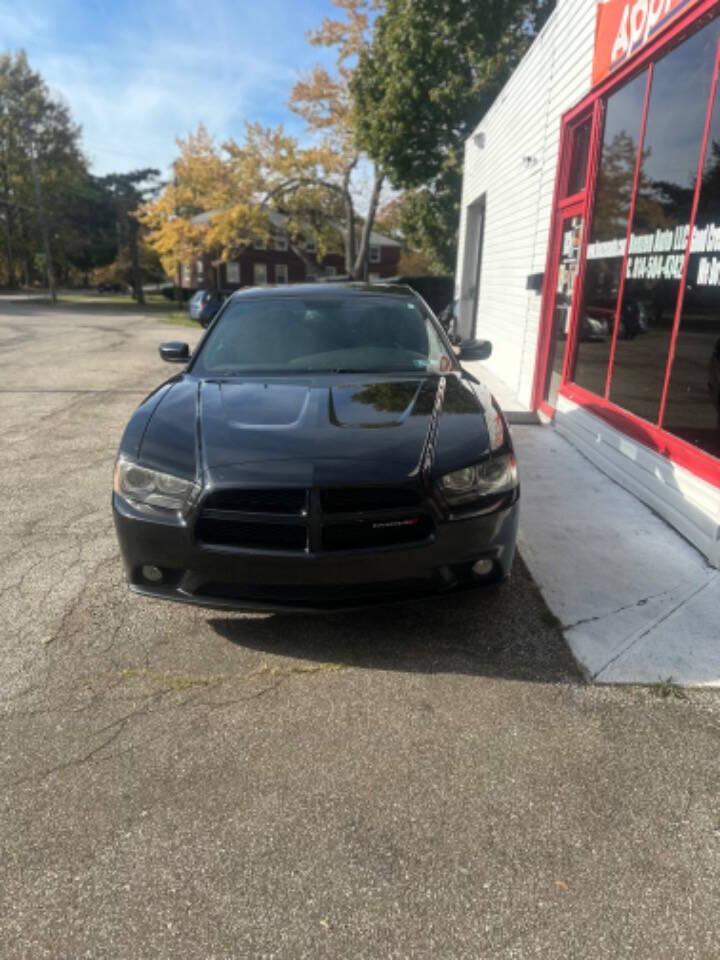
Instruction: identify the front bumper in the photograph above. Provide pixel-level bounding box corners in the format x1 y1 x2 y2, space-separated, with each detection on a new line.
113 494 519 613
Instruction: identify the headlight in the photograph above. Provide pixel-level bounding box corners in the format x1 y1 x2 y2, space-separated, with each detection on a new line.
440 453 517 504
113 458 200 514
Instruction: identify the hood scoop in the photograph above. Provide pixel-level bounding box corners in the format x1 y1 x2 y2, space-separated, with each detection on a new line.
219 381 311 429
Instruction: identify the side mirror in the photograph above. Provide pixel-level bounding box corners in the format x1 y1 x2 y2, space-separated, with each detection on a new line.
159 341 190 363
458 339 492 362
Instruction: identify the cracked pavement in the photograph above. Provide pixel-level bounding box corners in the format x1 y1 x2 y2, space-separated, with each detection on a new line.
2 300 720 959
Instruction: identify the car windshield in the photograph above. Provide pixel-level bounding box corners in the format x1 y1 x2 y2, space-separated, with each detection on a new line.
192 294 455 375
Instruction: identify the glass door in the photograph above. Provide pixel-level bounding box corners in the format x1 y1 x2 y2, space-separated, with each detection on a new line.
541 207 585 411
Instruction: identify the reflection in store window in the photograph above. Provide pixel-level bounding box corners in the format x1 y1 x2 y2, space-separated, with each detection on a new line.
571 71 647 397
664 62 720 460
609 21 719 425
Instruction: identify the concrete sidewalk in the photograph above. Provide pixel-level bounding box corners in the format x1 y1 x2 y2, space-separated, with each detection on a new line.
511 424 720 687
464 359 539 423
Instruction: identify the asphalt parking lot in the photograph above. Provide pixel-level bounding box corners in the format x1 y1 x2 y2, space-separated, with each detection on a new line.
2 298 720 960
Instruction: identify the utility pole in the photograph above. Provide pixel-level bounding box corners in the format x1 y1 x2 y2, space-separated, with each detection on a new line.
28 145 56 304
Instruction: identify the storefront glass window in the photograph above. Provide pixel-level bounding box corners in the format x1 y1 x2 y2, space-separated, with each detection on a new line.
567 118 591 196
544 214 584 406
571 71 647 396
664 52 720 459
608 22 720 424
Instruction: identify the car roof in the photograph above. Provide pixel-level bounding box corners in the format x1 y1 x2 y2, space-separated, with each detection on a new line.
227 282 417 301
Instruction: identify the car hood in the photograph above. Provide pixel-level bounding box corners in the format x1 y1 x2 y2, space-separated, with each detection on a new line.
136 373 494 483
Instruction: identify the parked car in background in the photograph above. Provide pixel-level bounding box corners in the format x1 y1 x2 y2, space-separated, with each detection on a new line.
581 310 611 341
581 297 649 342
161 285 193 302
386 275 455 316
618 298 649 339
113 283 518 613
438 299 458 337
189 289 226 327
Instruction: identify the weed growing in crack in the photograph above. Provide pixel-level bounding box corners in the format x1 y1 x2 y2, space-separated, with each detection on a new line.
649 677 689 701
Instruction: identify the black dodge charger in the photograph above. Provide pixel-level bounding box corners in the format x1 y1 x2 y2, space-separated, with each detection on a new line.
113 283 519 611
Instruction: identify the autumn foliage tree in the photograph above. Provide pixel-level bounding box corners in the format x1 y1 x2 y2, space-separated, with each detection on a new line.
282 0 386 277
142 0 387 281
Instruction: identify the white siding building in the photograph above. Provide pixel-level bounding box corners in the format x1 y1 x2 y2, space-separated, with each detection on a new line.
456 0 597 401
457 0 720 566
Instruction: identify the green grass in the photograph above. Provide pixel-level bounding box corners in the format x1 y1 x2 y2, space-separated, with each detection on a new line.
158 311 198 328
52 290 197 327
56 290 180 312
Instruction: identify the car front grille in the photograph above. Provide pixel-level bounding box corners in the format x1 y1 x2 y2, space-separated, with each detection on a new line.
320 487 422 513
195 485 433 553
321 515 434 551
195 516 308 551
201 488 307 515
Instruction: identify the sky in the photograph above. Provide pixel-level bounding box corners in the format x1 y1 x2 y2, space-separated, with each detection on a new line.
0 0 343 177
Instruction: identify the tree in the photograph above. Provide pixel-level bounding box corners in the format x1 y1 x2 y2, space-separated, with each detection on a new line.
101 169 161 303
351 0 555 268
0 50 86 294
376 181 461 274
142 1 389 282
56 174 118 283
281 0 386 278
139 125 272 283
375 194 451 274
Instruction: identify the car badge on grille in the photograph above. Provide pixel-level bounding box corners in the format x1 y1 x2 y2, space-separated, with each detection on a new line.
371 518 420 529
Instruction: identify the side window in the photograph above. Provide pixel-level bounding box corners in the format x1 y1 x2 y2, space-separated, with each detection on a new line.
566 118 592 197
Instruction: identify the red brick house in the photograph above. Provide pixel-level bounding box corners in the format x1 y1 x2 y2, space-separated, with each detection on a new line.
180 211 402 291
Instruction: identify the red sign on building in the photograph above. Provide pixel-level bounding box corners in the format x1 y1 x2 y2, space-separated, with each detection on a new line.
593 0 702 85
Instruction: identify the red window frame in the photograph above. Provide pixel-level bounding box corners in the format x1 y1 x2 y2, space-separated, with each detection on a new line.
532 0 720 489
534 108 598 420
